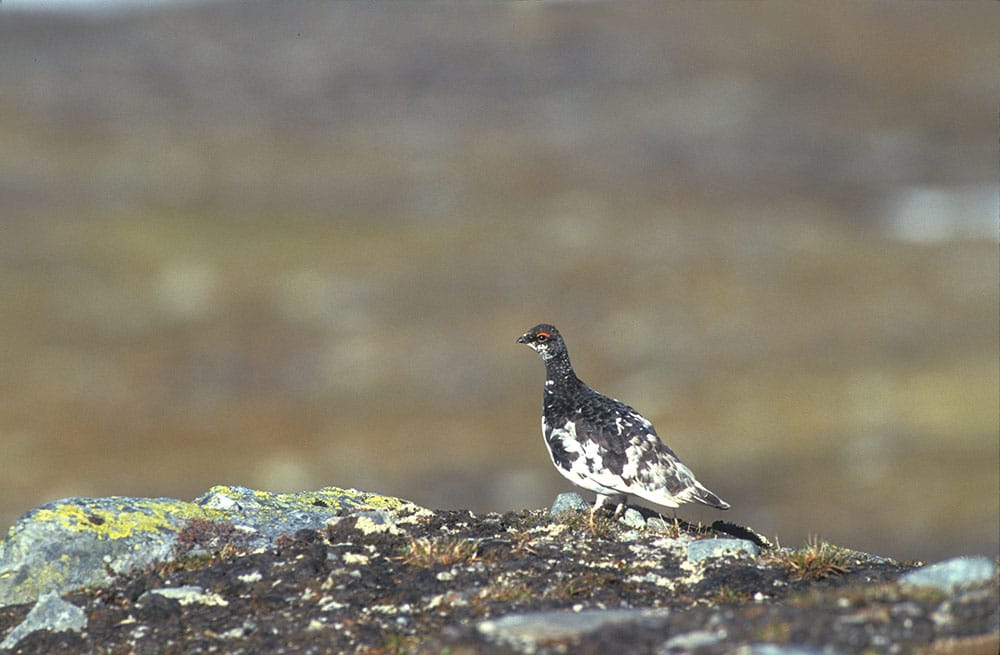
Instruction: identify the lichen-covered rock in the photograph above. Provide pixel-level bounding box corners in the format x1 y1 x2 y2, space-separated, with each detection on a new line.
0 485 420 606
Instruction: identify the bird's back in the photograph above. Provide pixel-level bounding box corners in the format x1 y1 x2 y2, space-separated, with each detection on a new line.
545 379 728 509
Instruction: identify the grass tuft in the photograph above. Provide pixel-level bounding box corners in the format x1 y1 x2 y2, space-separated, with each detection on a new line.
770 535 853 581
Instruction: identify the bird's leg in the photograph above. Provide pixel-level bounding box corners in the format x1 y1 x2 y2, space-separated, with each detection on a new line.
590 494 611 531
668 508 682 534
611 496 628 518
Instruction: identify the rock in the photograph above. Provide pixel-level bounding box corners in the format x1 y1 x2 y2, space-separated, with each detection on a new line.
0 591 86 650
899 556 998 592
549 492 589 514
0 485 419 606
661 629 723 652
687 538 760 563
478 608 668 648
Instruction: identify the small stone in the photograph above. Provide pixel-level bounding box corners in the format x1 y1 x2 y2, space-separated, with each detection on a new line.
899 556 997 592
0 591 87 650
549 492 589 515
620 508 646 529
686 538 759 563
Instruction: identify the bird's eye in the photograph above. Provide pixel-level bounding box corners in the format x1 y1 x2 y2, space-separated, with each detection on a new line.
536 332 550 342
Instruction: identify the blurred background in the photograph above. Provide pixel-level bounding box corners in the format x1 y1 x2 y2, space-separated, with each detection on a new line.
0 1 997 563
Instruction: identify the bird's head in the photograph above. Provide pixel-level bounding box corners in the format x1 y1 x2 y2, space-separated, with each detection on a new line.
516 323 566 361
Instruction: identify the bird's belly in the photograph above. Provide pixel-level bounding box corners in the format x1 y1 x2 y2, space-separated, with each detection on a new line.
552 461 624 496
543 421 624 496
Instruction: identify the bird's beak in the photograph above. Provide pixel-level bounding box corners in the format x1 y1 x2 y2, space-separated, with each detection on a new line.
516 334 529 344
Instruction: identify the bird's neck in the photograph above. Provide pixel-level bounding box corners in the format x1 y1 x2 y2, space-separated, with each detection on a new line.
544 352 579 387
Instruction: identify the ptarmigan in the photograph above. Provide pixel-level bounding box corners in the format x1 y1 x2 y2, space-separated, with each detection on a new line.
517 323 730 522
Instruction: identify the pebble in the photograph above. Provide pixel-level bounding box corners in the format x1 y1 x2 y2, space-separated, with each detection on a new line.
549 492 589 514
620 508 646 529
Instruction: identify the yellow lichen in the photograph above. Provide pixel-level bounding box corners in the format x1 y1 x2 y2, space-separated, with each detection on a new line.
30 500 220 541
204 485 412 514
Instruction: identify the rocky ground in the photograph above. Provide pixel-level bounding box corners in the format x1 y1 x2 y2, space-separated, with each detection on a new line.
0 490 996 654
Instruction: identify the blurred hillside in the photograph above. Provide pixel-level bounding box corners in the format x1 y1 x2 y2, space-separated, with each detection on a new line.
0 1 997 562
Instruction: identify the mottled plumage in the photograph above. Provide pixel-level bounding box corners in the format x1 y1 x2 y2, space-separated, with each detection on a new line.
517 323 730 518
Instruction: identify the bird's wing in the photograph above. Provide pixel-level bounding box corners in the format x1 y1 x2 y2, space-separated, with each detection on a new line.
569 396 695 501
557 389 729 510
